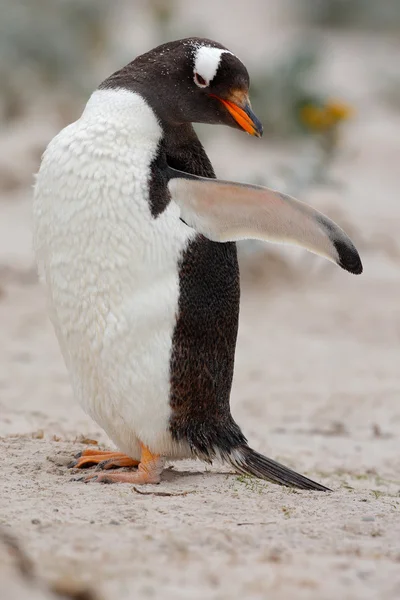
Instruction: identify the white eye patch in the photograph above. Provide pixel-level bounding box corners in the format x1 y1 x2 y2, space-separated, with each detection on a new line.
193 46 233 88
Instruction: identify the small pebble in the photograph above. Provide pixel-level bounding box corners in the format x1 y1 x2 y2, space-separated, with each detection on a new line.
362 516 375 522
31 518 41 525
110 519 120 525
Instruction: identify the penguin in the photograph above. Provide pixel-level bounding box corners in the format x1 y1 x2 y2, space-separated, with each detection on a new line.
33 38 362 490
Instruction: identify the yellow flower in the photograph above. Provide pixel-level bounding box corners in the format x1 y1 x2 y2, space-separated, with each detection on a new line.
326 100 353 122
299 100 353 132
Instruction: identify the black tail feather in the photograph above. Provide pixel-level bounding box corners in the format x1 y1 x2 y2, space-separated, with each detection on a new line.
226 445 330 491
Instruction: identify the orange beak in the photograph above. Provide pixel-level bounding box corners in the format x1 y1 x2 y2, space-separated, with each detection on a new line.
211 93 263 137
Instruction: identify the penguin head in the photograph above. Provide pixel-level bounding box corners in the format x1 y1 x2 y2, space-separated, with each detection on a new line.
100 38 263 137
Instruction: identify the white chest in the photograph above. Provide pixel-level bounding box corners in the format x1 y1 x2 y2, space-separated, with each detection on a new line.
33 89 195 455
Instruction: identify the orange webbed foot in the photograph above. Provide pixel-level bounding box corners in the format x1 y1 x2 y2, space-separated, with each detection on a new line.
75 444 165 485
68 450 139 469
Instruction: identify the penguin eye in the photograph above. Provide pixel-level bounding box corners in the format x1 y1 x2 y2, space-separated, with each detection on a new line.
194 72 208 88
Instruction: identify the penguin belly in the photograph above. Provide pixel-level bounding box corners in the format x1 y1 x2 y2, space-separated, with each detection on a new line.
33 89 195 460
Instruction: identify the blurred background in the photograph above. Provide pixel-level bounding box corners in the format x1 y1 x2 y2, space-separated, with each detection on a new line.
1 2 400 599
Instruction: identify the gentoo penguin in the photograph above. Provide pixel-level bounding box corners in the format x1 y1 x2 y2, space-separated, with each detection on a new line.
33 38 362 490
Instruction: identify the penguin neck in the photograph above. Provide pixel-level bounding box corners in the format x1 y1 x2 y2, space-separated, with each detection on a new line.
161 122 215 179
161 121 199 152
83 87 214 178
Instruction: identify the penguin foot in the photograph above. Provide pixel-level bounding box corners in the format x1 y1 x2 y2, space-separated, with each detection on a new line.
68 450 139 470
77 444 165 485
96 456 140 470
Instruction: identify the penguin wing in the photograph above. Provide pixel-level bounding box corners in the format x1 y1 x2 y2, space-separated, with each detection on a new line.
168 169 362 275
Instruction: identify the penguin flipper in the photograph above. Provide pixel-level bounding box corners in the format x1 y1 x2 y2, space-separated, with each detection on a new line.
168 170 362 275
227 445 330 491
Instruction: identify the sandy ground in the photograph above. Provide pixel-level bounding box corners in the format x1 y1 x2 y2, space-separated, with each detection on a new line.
1 19 400 600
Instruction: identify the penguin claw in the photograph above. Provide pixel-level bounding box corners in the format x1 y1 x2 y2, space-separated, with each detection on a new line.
95 460 117 471
76 473 119 484
95 457 140 470
80 474 99 483
71 474 102 483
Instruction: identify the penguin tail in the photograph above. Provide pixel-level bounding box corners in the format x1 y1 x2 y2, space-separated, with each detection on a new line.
225 444 330 491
